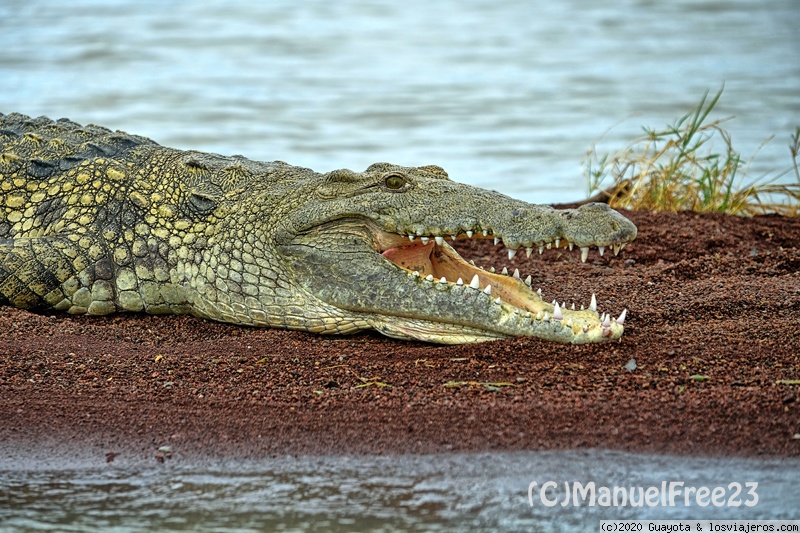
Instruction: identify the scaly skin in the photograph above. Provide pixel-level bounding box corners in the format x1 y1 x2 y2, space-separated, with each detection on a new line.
0 113 637 344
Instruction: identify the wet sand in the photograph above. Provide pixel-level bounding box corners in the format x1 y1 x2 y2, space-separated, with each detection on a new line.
1 209 798 465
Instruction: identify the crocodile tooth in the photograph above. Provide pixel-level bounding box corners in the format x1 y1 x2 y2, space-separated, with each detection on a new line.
569 242 574 251
450 235 456 241
425 274 434 281
489 267 496 273
456 278 464 285
583 326 590 333
494 297 502 305
602 314 611 328
421 236 429 245
508 248 517 260
469 260 476 266
412 270 420 277
524 275 532 287
483 285 492 295
553 303 563 320
555 238 560 248
620 243 626 251
435 236 444 246
589 294 597 312
613 243 621 255
580 247 589 263
537 288 542 297
494 237 500 245
525 247 532 258
566 318 572 327
501 267 509 275
571 303 575 310
538 245 544 255
482 230 488 236
552 299 557 305
408 235 415 242
561 302 565 309
513 268 520 279
598 246 605 257
469 274 480 289
466 230 473 238
439 276 447 284
616 309 627 325
546 242 552 249
543 312 549 322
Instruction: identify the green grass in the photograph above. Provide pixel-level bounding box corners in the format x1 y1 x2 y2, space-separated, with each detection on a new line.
584 88 800 216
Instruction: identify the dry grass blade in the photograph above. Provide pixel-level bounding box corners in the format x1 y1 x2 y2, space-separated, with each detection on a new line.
584 88 800 216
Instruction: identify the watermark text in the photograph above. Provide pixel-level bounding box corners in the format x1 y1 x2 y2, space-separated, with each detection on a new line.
528 481 759 508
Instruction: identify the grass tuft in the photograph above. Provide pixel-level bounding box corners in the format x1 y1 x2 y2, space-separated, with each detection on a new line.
584 88 800 216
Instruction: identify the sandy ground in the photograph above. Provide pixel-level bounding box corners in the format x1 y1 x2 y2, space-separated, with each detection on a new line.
1 209 798 465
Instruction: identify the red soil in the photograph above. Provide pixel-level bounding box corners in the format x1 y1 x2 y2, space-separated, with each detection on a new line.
1 209 798 464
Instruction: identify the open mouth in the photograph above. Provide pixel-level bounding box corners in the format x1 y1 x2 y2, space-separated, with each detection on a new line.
374 228 628 335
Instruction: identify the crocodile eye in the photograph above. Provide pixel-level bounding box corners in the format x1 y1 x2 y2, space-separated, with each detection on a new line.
384 174 406 190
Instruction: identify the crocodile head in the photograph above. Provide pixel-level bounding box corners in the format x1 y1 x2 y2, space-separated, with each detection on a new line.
277 163 637 344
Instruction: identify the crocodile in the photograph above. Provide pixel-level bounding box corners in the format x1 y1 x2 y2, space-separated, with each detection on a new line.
0 113 637 344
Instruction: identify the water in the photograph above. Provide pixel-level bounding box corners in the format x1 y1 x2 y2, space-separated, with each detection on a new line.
1 2 799 529
1 451 799 532
0 0 798 203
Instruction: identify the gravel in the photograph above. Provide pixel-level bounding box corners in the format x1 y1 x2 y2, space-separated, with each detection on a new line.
1 209 798 464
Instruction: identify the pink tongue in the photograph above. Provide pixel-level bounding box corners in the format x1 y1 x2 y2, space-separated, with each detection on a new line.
382 242 435 275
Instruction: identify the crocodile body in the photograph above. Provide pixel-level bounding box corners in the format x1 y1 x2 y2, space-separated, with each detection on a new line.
0 113 637 344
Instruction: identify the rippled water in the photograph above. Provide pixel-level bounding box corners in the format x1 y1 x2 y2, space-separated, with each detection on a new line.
0 0 798 202
1 451 799 532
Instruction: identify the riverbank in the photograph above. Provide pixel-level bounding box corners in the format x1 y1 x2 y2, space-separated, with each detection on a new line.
1 209 798 466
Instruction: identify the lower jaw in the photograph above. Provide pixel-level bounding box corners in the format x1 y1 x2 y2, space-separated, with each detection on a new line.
370 316 508 344
376 238 625 343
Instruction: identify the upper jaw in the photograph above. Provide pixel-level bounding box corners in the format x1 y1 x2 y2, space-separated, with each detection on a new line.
374 202 637 264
